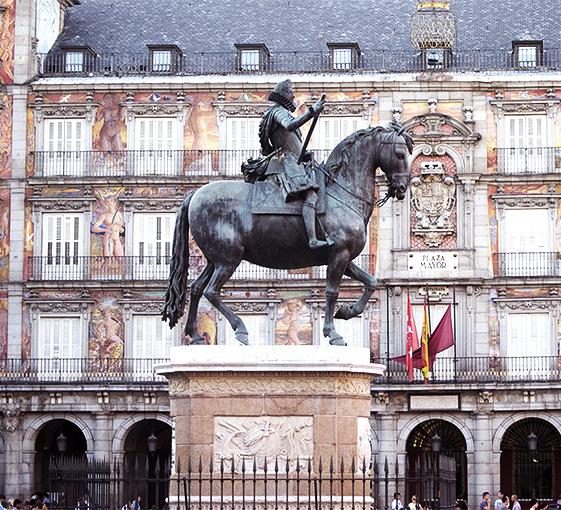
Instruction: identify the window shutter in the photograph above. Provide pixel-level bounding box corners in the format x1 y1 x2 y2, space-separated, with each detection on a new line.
313 116 363 151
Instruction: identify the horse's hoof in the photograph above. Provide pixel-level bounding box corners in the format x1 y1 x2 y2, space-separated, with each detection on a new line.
235 331 249 345
329 336 347 346
334 304 354 320
190 334 206 345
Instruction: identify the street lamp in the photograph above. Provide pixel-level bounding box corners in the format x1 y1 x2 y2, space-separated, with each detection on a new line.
431 434 442 453
56 432 68 453
147 432 158 453
527 432 538 451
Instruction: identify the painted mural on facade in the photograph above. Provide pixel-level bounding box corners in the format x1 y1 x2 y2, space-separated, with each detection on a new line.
0 186 9 281
275 296 312 345
0 0 16 84
0 94 12 179
0 291 7 360
91 188 125 257
89 294 124 367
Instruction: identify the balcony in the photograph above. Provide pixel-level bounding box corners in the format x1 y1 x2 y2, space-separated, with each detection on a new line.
496 252 560 277
37 48 561 77
374 356 561 384
496 147 561 174
30 149 333 178
0 357 169 384
26 254 373 282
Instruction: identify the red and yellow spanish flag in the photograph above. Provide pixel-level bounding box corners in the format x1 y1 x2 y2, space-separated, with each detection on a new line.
420 297 430 383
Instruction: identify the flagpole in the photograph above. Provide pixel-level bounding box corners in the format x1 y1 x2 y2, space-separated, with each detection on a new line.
453 283 457 383
426 282 432 382
386 285 390 384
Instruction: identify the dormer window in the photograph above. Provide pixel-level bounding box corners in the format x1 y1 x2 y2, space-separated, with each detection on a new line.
61 46 96 73
513 41 543 68
423 48 450 69
147 45 182 73
327 43 361 70
235 44 269 72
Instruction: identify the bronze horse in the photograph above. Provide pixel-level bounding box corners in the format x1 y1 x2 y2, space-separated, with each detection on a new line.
163 123 413 345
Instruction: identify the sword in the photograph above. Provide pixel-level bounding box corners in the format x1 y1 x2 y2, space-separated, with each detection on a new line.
297 93 326 165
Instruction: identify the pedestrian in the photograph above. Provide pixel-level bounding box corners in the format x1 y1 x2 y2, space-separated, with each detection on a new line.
0 495 6 510
121 500 132 510
556 494 561 510
494 491 504 510
511 495 521 510
408 495 420 510
132 496 141 510
501 495 510 510
481 492 491 510
392 493 404 510
529 500 539 510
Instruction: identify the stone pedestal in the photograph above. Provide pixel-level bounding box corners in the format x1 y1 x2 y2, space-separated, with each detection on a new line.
158 345 384 503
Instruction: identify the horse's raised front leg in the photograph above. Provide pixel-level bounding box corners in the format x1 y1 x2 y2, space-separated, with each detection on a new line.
184 261 215 345
203 263 249 345
323 251 350 346
334 261 377 320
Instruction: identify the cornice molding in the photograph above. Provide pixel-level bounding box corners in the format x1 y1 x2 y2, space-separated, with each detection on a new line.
212 101 270 121
490 99 560 119
121 102 190 123
31 102 100 122
403 112 481 143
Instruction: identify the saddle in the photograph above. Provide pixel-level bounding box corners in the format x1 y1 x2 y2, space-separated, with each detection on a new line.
248 168 327 215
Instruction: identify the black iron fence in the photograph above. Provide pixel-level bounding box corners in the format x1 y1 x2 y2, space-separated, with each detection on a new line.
2 356 560 385
31 149 333 178
38 48 561 77
46 456 457 510
374 356 561 384
495 147 561 174
496 252 560 277
0 357 168 383
26 254 372 281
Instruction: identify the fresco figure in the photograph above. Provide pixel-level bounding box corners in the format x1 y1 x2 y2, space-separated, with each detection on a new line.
91 192 125 257
98 94 124 152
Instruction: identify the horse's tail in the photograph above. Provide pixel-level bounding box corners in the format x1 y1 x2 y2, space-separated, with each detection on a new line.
162 190 195 328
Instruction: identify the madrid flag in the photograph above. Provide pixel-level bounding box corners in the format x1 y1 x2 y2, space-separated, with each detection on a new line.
405 294 420 382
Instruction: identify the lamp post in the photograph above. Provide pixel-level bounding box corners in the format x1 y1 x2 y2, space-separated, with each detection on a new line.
56 432 68 453
147 433 158 454
431 434 442 453
527 432 538 451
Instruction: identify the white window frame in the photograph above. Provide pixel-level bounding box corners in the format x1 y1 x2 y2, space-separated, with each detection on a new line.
65 51 84 72
219 313 270 345
504 311 553 378
240 49 261 71
33 314 86 380
38 212 88 280
220 115 262 175
310 115 367 156
332 48 353 70
151 50 172 72
499 207 554 276
129 212 174 280
41 117 88 176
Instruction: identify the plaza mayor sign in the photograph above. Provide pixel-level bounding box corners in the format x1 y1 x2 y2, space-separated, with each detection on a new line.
408 251 459 278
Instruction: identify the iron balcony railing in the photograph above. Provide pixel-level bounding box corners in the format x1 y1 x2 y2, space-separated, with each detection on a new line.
27 254 373 281
31 149 333 178
496 252 560 277
374 356 561 384
0 357 169 383
38 48 561 77
496 147 561 174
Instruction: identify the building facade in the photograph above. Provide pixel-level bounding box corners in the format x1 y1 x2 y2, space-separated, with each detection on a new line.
1 0 561 506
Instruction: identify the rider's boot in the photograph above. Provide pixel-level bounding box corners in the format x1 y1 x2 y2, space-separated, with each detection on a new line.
303 191 333 249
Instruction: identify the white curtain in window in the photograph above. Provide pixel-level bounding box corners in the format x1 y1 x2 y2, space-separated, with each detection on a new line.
131 315 175 375
41 213 84 279
43 118 86 176
132 213 174 279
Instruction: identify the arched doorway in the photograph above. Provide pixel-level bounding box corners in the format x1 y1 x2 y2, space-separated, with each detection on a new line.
406 419 468 504
500 418 561 503
34 419 87 494
123 419 172 510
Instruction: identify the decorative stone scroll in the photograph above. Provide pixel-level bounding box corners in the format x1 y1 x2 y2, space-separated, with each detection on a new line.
410 161 455 247
213 416 313 472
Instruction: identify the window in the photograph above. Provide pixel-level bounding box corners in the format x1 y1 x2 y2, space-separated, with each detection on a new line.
513 41 542 68
500 114 550 173
222 314 269 345
147 45 182 73
235 44 269 71
42 118 87 176
327 43 360 70
65 51 84 72
320 316 366 348
131 213 174 279
131 315 177 375
41 213 85 280
36 316 83 378
506 313 551 377
223 116 261 175
501 209 553 276
423 48 450 69
132 117 181 175
311 116 365 156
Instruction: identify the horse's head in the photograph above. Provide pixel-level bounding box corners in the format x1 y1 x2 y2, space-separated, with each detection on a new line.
377 122 414 201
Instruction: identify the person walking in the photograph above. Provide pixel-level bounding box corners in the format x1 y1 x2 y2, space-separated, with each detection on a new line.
511 495 521 510
408 495 420 510
392 493 404 510
494 491 504 510
481 492 491 510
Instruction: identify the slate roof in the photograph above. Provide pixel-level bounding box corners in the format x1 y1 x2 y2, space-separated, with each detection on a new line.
54 0 561 55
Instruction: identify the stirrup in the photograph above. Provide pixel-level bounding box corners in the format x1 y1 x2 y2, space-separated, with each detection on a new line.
309 239 330 249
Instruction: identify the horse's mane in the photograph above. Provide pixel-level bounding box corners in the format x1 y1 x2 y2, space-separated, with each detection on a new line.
325 123 413 181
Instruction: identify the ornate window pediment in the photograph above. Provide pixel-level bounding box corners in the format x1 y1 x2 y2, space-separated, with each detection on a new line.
490 99 560 119
305 99 376 121
29 196 95 212
29 301 91 316
403 112 480 142
31 102 100 123
121 101 190 123
491 193 558 210
213 101 270 122
495 299 556 312
122 197 182 212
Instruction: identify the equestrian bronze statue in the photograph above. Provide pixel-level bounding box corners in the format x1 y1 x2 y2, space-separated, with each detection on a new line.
163 79 414 346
